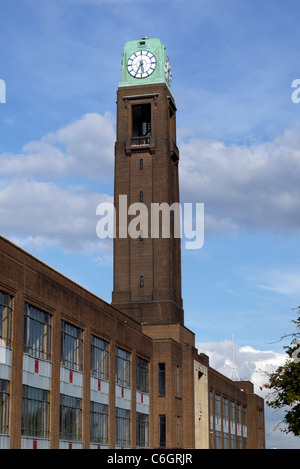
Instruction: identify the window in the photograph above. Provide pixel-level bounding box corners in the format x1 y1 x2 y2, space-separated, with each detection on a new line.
215 394 221 419
176 366 180 397
136 356 149 393
0 290 12 347
132 104 151 137
159 414 166 448
115 347 130 387
61 320 83 371
223 397 228 421
0 379 9 434
140 276 144 287
177 416 180 448
115 407 130 446
158 363 165 396
140 190 143 202
210 391 213 417
60 394 82 441
169 105 176 141
90 402 108 444
230 433 236 449
136 413 149 448
215 430 221 449
230 400 235 424
230 400 236 449
24 304 51 360
210 391 214 448
22 385 50 438
140 159 143 170
91 335 109 380
258 408 263 429
242 406 247 426
224 432 229 449
237 403 241 426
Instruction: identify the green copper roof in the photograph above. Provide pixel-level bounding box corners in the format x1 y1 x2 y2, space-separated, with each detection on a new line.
119 37 172 90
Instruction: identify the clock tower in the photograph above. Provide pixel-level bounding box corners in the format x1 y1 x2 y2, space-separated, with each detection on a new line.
112 37 184 326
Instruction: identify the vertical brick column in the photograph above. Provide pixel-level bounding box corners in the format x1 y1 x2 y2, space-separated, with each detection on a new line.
82 328 91 448
50 311 61 448
9 290 24 448
148 357 154 448
131 350 136 448
108 339 115 448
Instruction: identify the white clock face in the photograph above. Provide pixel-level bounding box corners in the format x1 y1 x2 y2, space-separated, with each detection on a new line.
165 56 172 86
127 50 156 79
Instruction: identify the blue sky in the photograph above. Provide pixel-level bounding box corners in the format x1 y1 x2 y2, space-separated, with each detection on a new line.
1 0 300 448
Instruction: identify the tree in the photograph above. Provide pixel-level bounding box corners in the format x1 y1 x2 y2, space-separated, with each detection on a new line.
265 312 300 437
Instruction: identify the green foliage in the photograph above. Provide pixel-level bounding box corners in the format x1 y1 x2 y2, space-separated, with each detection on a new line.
265 313 300 437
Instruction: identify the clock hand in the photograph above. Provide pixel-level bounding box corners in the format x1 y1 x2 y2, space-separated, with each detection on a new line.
139 59 144 73
134 61 143 77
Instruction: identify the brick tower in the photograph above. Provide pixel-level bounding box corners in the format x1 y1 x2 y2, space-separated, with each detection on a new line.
112 37 184 326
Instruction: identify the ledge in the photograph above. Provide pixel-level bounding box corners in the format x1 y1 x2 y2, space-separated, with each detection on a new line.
125 136 156 155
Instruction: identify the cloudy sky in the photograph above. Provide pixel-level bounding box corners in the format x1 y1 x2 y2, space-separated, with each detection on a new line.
1 0 300 448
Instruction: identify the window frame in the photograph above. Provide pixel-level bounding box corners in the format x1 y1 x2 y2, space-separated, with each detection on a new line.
90 401 108 444
159 414 166 448
136 412 149 448
24 303 52 361
136 356 149 393
115 347 131 388
0 379 10 434
61 320 83 372
175 365 181 398
115 407 130 447
215 393 221 419
132 103 151 137
0 290 13 348
59 393 82 442
158 363 165 397
22 385 50 438
223 396 229 421
91 335 109 380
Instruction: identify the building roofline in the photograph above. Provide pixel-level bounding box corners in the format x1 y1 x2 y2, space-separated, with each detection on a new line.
0 234 142 330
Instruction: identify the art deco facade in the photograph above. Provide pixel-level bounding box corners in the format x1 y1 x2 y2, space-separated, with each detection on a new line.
0 38 265 449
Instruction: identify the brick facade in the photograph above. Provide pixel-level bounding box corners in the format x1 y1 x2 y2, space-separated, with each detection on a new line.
0 235 265 449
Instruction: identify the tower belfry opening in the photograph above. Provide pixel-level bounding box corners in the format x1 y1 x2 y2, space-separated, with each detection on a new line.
132 103 151 137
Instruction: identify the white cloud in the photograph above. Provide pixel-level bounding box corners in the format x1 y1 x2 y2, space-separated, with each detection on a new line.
257 269 300 295
0 142 67 178
3 110 300 264
196 339 285 396
50 112 115 180
0 113 115 256
0 112 115 181
0 178 112 254
179 124 300 234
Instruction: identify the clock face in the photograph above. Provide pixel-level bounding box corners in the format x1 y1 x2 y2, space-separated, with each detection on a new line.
165 55 172 86
127 50 157 79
